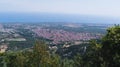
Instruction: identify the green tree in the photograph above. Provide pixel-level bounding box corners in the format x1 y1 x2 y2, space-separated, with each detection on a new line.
28 40 50 67
85 40 103 67
101 25 120 67
14 52 26 67
84 25 120 67
74 54 84 67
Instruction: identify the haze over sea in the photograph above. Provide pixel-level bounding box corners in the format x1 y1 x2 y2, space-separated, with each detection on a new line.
0 13 119 24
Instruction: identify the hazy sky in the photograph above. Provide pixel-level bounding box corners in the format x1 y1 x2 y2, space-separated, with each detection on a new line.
0 0 120 18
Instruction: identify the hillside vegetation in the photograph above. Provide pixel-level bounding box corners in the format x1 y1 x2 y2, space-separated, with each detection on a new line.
0 26 120 67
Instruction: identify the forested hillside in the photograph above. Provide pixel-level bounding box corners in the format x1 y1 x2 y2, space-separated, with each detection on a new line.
0 26 120 67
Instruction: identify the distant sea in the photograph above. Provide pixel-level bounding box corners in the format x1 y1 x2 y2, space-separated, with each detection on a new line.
0 13 119 24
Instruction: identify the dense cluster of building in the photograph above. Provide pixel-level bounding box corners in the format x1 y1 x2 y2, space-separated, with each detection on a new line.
32 28 102 44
